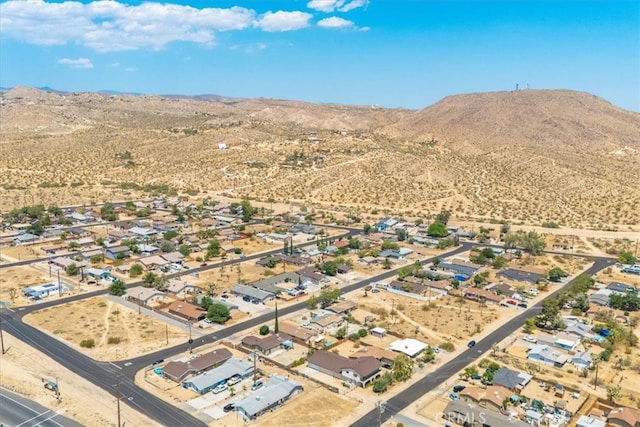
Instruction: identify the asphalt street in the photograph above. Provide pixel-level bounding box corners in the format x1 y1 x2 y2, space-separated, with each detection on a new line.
0 387 84 427
0 228 616 427
350 256 615 427
0 240 468 427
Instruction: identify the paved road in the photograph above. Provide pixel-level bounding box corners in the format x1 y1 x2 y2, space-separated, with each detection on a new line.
350 257 615 427
0 243 469 426
0 387 84 427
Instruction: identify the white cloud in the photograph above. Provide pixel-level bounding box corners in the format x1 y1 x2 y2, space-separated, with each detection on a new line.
0 1 257 52
317 17 354 29
307 0 344 13
255 11 312 32
57 58 93 69
338 0 368 12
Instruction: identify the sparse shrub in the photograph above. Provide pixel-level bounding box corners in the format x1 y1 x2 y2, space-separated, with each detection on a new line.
80 338 96 348
107 336 122 344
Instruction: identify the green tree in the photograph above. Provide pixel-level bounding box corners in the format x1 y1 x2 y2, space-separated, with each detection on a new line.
265 256 277 269
143 272 159 287
548 267 566 282
427 222 448 237
535 298 565 330
240 199 256 222
461 365 479 380
66 263 79 276
435 209 451 225
207 239 221 258
160 241 175 253
382 258 393 270
319 287 341 307
421 346 436 363
573 293 590 312
259 325 270 335
307 295 319 309
491 256 506 269
108 279 127 296
395 228 408 241
178 245 191 257
321 261 338 276
392 354 414 382
335 327 347 339
363 224 372 235
163 230 179 240
100 202 118 221
372 372 393 393
207 303 230 324
606 385 622 403
618 251 637 265
523 317 537 333
129 264 144 278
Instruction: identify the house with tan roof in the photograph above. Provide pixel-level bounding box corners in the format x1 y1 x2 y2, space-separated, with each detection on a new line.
165 278 200 297
161 348 232 382
350 345 399 368
464 287 504 304
307 350 381 387
277 321 316 345
241 333 294 355
607 406 640 427
167 300 206 322
126 286 166 306
327 300 357 315
459 385 512 412
311 313 343 331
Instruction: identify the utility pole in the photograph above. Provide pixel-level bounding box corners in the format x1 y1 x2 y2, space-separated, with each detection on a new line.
188 320 193 354
165 324 169 345
116 375 122 427
0 319 6 354
376 401 385 427
594 361 599 390
57 270 61 296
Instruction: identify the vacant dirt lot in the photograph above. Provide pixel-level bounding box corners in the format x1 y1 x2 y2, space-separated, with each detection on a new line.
23 296 190 361
0 332 159 427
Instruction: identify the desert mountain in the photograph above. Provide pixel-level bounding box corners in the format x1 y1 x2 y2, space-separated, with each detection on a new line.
0 87 638 229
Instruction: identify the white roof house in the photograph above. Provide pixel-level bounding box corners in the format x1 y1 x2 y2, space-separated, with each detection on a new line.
389 338 427 358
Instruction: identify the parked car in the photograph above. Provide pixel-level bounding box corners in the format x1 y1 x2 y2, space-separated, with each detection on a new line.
523 336 537 343
471 374 481 380
467 340 476 348
44 382 59 392
449 393 459 401
227 375 241 385
251 381 263 391
223 403 235 412
453 385 465 393
517 303 528 308
200 263 208 267
242 296 251 302
506 300 517 305
212 383 228 394
152 359 164 366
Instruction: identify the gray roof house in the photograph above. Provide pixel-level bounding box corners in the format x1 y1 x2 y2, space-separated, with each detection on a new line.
183 358 255 394
588 289 621 306
606 282 636 293
497 268 543 284
14 233 39 244
234 375 303 420
492 368 533 392
437 263 478 278
527 344 567 367
231 284 274 302
564 320 594 338
572 351 593 369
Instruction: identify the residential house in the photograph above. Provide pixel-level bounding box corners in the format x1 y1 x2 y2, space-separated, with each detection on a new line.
554 332 581 351
183 358 255 394
138 255 170 270
497 266 544 284
359 256 378 266
326 300 357 315
442 400 529 427
167 300 206 322
105 246 130 260
527 344 567 367
378 248 413 259
126 286 166 306
231 284 275 303
128 226 157 238
277 321 316 346
241 333 294 355
572 352 593 369
589 289 620 306
161 348 232 382
491 368 533 393
389 338 427 358
234 376 303 420
50 257 87 270
307 350 381 388
162 251 185 264
459 385 513 412
138 244 160 255
14 233 39 244
607 407 640 427
165 278 200 298
350 346 399 368
289 223 317 234
606 282 636 293
564 319 594 339
484 282 517 298
464 287 504 305
310 313 343 331
437 262 479 279
576 416 606 427
336 263 352 274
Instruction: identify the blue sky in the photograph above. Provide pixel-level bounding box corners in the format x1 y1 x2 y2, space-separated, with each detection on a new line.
0 0 638 111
